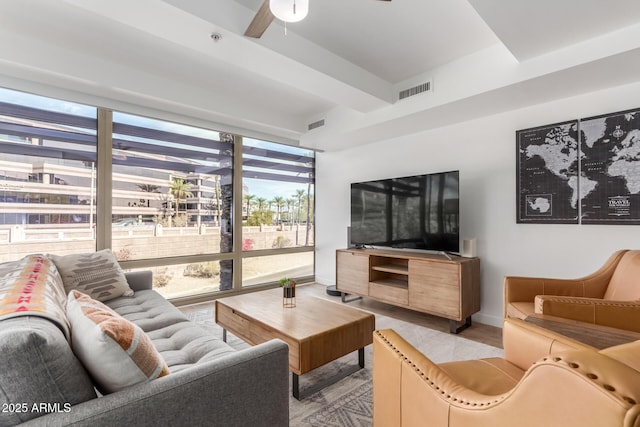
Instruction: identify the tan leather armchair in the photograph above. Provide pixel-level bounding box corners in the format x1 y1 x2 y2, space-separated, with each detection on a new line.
373 318 640 427
504 249 640 332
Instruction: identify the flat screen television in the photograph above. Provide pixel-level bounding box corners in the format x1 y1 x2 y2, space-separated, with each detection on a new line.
350 170 460 253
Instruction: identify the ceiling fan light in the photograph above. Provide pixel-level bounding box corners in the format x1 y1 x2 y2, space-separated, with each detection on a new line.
270 0 309 23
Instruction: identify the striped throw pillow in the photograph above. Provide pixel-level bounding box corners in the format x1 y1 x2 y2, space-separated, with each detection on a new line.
66 290 169 394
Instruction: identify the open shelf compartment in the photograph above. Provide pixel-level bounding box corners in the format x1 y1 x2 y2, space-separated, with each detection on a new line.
369 255 409 289
370 255 409 274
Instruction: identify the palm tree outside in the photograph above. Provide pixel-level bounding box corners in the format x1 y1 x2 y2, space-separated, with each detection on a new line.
294 189 305 225
255 197 267 213
272 196 285 227
293 189 305 245
243 194 256 221
169 178 194 216
286 198 295 230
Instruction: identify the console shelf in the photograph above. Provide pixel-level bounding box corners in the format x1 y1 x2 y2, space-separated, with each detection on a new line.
336 248 480 333
371 264 409 275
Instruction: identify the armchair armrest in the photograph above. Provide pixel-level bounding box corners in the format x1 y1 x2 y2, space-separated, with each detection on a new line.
25 339 289 427
373 327 640 427
503 250 627 317
535 295 640 332
374 328 493 426
502 318 594 370
480 348 640 427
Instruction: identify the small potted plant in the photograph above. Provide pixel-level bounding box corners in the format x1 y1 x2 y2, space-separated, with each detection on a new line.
280 277 297 307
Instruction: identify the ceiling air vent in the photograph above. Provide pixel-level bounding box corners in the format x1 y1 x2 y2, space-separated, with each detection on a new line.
398 81 432 100
308 119 325 131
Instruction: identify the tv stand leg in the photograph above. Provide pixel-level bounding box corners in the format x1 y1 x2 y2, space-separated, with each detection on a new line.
341 293 363 303
450 317 472 334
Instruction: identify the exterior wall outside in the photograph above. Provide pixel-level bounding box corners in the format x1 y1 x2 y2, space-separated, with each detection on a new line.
315 81 640 327
0 225 312 262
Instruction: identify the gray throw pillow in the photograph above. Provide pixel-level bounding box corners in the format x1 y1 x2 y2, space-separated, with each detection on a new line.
51 249 134 302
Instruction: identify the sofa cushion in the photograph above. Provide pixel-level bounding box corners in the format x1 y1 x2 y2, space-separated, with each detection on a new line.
0 316 97 425
438 358 524 395
51 249 134 302
67 290 170 394
106 290 237 372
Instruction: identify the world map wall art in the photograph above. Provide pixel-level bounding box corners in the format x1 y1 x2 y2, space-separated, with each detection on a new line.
516 107 640 225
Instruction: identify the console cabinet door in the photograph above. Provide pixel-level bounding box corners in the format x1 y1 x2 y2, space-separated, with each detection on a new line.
408 260 461 320
336 250 369 295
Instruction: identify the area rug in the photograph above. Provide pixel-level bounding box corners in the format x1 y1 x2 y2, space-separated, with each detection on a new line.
180 303 503 427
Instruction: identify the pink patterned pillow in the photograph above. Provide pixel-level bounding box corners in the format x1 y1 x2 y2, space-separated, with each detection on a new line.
66 290 169 394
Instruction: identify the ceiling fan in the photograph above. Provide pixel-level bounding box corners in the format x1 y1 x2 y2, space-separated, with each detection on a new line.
244 0 392 38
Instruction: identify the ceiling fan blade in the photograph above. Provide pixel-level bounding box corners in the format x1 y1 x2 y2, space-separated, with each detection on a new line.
244 0 274 38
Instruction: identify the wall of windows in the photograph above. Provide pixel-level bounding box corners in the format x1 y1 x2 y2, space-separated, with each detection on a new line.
0 87 315 301
241 138 314 288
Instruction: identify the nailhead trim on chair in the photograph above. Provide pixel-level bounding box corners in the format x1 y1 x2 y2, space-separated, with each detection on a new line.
375 330 638 408
375 331 505 407
540 356 637 405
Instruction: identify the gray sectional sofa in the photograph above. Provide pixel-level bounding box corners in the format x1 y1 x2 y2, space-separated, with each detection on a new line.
0 255 289 427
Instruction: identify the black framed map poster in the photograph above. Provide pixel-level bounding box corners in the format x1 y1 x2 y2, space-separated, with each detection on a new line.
516 120 580 223
580 108 640 224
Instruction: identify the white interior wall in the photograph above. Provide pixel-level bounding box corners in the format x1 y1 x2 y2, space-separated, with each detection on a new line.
315 81 640 327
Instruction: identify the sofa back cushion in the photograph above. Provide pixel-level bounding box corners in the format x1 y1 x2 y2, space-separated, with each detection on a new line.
105 289 237 372
0 317 97 425
604 251 640 300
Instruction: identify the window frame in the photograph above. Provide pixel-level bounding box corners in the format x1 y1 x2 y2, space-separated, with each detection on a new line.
95 110 315 305
0 87 315 305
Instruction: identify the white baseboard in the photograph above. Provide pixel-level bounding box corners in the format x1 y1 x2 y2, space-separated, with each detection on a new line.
473 312 503 328
313 275 334 287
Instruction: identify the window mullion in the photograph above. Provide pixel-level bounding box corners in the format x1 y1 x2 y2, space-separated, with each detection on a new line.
96 108 113 251
232 135 244 291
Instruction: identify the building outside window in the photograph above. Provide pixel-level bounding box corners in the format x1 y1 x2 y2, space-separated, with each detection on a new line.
0 87 315 302
0 87 97 255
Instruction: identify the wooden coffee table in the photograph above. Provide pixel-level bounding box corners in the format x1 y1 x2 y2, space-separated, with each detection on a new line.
215 287 375 399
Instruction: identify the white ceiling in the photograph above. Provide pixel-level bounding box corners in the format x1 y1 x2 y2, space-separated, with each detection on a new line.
238 0 501 83
468 0 640 60
0 0 639 151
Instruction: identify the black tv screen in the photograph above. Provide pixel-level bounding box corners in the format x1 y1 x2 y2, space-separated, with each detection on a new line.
350 170 460 253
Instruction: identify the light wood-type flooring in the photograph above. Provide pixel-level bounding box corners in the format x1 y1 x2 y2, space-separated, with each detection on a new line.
180 283 503 349
297 283 503 348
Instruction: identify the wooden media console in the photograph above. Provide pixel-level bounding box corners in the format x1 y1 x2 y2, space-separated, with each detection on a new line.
336 248 480 333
